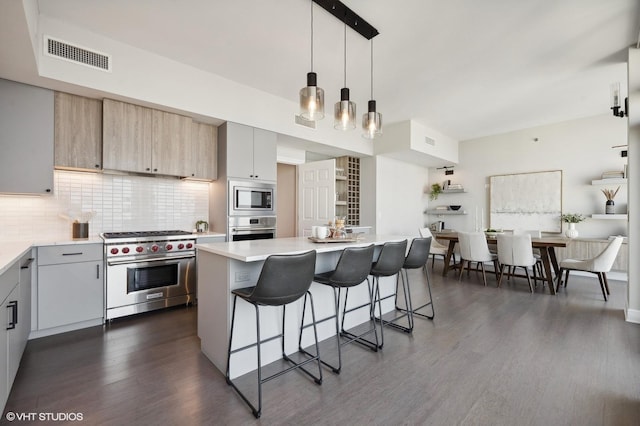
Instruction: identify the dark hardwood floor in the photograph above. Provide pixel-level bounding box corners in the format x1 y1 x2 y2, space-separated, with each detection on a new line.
3 267 640 425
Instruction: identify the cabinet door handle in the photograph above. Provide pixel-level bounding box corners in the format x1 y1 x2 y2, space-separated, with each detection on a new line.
6 301 18 330
97 264 100 279
20 257 34 269
62 252 83 256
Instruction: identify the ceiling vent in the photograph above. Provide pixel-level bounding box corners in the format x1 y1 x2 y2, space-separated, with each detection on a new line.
295 114 317 129
45 36 111 72
424 136 436 146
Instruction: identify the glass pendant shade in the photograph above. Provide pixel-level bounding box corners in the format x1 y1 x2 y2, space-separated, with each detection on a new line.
362 100 382 139
300 72 325 120
334 88 356 130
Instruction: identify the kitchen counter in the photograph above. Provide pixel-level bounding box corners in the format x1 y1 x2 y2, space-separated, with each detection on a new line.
0 242 33 275
197 234 411 378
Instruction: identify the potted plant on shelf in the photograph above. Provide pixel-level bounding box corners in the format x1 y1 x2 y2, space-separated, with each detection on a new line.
561 213 585 238
601 186 620 214
430 183 442 200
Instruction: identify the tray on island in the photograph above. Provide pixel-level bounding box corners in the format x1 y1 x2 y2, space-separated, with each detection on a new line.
308 236 359 243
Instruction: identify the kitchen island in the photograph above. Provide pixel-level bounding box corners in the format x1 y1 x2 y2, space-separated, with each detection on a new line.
196 234 411 378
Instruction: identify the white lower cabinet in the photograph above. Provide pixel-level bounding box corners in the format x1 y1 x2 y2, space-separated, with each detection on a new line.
35 244 104 337
1 252 30 413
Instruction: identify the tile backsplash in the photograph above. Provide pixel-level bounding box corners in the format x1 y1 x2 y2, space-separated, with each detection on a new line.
0 171 210 241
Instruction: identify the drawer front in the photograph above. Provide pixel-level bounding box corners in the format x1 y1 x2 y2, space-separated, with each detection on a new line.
0 262 19 302
38 244 103 266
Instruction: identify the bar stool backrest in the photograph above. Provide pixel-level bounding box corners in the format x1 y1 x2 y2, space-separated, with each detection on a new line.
248 250 317 306
403 237 432 269
371 240 408 276
327 244 375 287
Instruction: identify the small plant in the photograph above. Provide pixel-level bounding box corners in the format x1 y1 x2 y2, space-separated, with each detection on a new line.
561 213 585 223
430 183 442 200
601 186 620 201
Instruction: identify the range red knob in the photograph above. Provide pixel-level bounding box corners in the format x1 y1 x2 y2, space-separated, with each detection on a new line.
178 243 185 249
186 243 193 249
122 247 130 254
166 244 173 251
110 248 119 255
151 245 159 252
136 246 144 253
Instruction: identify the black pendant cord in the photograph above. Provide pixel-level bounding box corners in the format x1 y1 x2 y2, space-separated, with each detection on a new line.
370 39 374 99
343 18 347 88
310 1 314 72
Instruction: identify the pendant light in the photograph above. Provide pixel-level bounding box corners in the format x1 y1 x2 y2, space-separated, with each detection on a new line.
334 17 356 130
362 38 382 138
300 0 324 121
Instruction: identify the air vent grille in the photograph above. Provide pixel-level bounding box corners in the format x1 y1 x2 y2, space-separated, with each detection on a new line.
424 136 435 146
45 36 111 72
295 114 317 129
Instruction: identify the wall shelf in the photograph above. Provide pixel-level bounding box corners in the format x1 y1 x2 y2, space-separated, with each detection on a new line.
441 189 466 193
425 210 467 215
591 178 627 185
591 214 627 220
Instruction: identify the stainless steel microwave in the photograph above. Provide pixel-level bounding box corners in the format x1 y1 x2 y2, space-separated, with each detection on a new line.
228 180 276 216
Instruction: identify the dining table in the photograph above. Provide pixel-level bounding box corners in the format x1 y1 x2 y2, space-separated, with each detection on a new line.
434 231 569 295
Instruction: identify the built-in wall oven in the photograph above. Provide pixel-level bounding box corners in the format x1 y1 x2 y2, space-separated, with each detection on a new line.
228 216 276 241
228 180 276 216
102 231 196 320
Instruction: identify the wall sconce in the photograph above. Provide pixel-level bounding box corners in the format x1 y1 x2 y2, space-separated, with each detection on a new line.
610 82 628 118
437 166 454 175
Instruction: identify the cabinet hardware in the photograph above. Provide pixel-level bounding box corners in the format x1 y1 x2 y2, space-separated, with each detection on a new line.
20 258 34 269
62 252 84 256
46 189 51 193
96 264 100 279
6 301 18 330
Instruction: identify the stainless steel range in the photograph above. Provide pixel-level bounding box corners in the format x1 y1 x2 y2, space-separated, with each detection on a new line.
101 230 196 320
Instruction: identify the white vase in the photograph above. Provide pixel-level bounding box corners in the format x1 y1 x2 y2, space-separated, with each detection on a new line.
565 222 578 239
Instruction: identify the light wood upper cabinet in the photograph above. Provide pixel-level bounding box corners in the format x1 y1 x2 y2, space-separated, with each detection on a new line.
103 99 152 173
191 122 218 180
152 109 192 177
54 93 102 171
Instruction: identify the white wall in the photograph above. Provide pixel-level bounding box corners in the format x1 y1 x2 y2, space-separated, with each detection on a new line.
429 114 628 237
362 156 429 236
626 48 640 323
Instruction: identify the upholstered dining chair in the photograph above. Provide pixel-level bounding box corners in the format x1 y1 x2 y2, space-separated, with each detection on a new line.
513 229 545 281
419 227 455 268
496 233 537 293
457 231 499 286
555 236 623 301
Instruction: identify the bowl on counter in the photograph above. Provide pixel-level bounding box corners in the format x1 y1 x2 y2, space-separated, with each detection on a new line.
449 205 462 211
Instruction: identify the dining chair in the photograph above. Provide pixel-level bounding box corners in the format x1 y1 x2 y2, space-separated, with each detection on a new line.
496 233 537 293
419 227 455 268
555 236 623 301
513 229 545 282
457 231 499 286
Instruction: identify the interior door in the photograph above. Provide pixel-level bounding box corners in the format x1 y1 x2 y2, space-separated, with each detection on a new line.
297 159 336 237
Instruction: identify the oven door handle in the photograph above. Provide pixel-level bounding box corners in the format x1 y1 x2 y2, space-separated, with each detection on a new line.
231 227 276 232
107 255 194 266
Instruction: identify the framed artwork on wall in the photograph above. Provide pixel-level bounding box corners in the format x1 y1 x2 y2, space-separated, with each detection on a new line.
489 170 563 233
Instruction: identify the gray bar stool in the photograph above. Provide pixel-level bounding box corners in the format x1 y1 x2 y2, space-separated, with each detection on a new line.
394 237 435 322
370 240 408 346
299 244 376 373
225 250 321 419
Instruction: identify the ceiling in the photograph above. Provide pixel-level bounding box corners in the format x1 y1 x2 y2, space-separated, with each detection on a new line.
3 0 640 142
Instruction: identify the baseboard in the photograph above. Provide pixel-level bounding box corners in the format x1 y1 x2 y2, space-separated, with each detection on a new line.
625 307 640 324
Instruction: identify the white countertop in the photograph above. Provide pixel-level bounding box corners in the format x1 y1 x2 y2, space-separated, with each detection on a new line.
0 242 33 275
196 234 411 262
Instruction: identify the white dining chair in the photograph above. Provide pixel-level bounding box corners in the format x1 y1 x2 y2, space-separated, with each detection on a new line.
513 229 545 281
457 231 499 286
419 227 455 268
555 236 623 301
496 233 537 293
